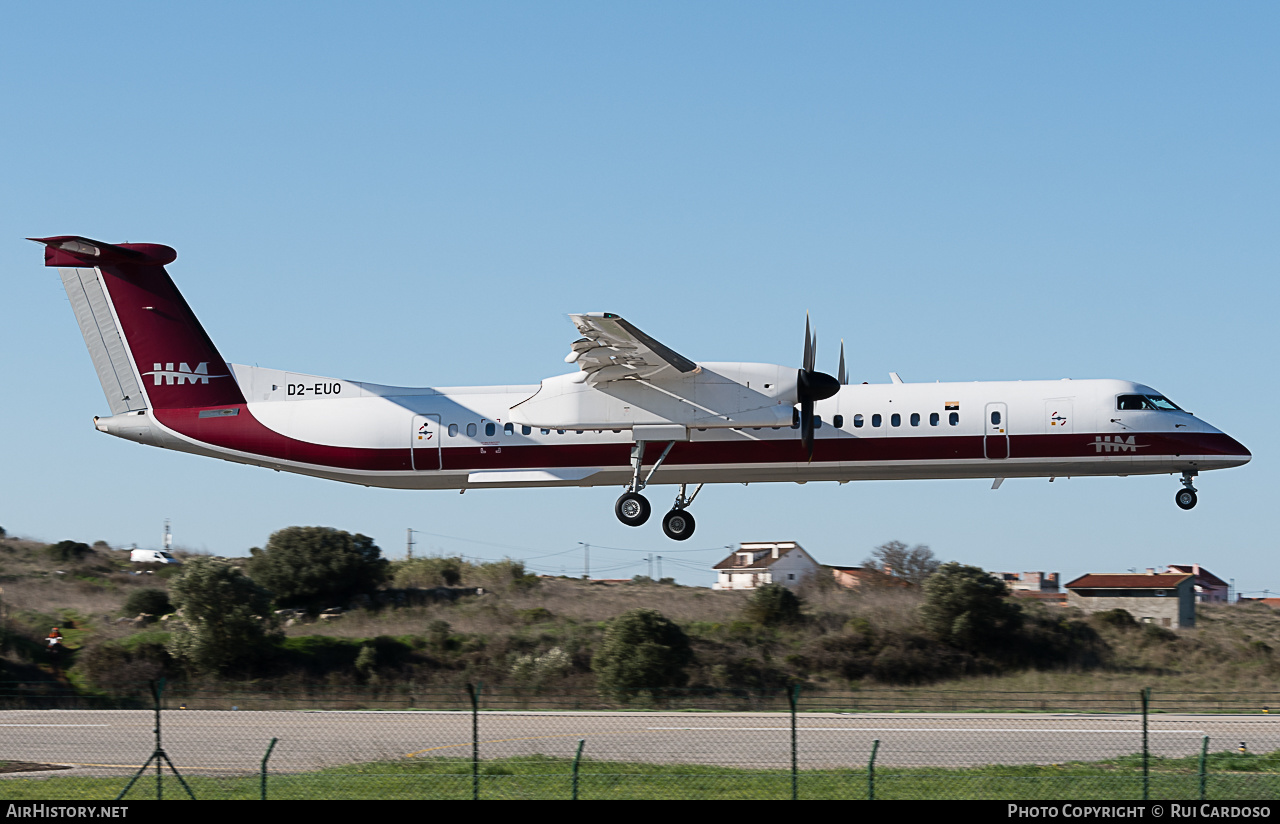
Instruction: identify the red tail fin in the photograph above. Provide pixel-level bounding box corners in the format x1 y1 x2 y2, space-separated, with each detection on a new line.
34 236 246 411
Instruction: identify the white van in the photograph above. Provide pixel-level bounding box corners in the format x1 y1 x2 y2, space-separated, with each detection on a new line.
129 549 182 565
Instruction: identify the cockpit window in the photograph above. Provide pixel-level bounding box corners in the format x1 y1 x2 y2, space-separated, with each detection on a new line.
1145 395 1181 411
1117 394 1182 412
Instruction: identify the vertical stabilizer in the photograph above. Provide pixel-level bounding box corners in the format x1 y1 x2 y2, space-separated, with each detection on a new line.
33 236 246 411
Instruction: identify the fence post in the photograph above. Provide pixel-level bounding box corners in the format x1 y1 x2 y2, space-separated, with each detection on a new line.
1142 687 1150 801
868 739 880 800
467 682 481 801
789 684 799 800
260 737 278 801
572 738 585 800
115 678 196 801
1199 735 1209 801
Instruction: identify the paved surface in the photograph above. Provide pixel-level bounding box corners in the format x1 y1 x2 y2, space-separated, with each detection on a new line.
3 710 1279 778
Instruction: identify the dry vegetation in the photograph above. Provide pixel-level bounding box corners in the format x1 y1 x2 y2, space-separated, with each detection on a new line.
3 531 1280 699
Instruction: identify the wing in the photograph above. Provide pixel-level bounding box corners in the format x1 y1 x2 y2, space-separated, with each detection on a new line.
565 313 698 383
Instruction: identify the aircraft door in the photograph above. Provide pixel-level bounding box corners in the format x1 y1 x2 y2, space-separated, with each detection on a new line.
984 402 1009 460
411 415 442 470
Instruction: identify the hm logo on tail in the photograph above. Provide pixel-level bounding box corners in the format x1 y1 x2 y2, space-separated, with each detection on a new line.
145 362 230 386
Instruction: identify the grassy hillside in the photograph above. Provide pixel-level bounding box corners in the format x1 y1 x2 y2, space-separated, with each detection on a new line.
3 532 1280 698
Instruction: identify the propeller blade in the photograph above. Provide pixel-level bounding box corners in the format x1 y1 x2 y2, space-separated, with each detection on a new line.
838 340 847 385
796 314 839 461
800 398 815 461
803 313 814 373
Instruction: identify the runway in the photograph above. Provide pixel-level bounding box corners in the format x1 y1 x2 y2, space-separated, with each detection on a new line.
3 709 1277 778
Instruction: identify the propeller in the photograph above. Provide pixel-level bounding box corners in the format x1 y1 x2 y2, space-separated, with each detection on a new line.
797 314 841 461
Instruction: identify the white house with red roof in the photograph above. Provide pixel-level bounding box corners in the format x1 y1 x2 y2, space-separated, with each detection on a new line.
712 542 821 590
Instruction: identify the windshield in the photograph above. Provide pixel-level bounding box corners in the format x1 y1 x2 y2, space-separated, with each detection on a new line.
1117 394 1183 412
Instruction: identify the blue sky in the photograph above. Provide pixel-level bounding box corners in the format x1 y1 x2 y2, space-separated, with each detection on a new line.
2 2 1276 591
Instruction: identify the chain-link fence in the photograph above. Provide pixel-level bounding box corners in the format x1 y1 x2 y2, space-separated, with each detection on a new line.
4 682 1280 800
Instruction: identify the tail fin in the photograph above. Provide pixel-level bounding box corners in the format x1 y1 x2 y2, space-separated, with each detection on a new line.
33 236 246 411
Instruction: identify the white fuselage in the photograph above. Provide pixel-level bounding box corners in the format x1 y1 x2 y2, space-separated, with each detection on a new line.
96 365 1250 491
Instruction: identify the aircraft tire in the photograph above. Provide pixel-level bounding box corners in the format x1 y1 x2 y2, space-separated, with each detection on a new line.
662 509 695 541
1175 488 1198 510
616 492 651 526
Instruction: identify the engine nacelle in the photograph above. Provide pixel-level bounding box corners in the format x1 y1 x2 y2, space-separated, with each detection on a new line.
510 362 798 430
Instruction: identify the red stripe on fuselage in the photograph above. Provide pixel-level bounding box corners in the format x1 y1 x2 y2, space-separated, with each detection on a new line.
154 406 1249 473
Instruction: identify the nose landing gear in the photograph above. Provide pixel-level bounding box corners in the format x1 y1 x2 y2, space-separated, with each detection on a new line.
1175 471 1198 510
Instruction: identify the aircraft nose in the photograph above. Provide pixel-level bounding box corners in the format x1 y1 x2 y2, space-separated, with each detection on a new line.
1225 434 1252 464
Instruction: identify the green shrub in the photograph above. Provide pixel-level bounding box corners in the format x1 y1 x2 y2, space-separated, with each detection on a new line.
122 588 173 617
1091 608 1138 630
45 541 91 564
592 608 692 702
393 556 465 588
248 526 389 611
166 558 277 675
518 607 554 624
920 562 1022 650
743 583 803 626
77 637 174 690
473 558 540 592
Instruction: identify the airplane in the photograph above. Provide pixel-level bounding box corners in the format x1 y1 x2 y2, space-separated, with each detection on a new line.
33 235 1251 541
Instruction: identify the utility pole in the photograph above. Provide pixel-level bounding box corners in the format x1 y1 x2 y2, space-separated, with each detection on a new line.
407 528 415 560
657 555 662 581
578 542 589 580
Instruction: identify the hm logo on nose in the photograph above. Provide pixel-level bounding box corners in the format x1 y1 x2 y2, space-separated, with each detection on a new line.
1093 435 1147 453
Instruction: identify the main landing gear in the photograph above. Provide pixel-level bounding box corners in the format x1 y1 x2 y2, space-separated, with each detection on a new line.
1175 471 1198 511
614 440 703 541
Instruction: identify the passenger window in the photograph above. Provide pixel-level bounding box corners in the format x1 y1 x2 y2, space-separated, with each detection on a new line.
949 412 959 426
504 423 514 436
910 413 920 427
990 411 1001 426
872 414 882 427
814 416 822 429
540 428 550 435
467 423 477 437
891 413 901 427
485 423 496 437
448 424 459 437
557 430 566 435
930 412 939 426
521 425 531 435
833 415 844 428
853 414 864 428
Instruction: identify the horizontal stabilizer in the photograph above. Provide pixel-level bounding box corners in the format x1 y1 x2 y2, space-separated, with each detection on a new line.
29 236 177 268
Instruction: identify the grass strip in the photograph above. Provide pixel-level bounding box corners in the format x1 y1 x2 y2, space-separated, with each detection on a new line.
2 752 1279 801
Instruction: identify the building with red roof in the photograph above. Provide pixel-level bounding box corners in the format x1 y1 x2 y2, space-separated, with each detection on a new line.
1064 572 1196 629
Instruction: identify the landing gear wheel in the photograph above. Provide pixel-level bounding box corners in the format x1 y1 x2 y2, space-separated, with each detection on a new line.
1175 488 1198 510
662 509 696 541
616 492 651 526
